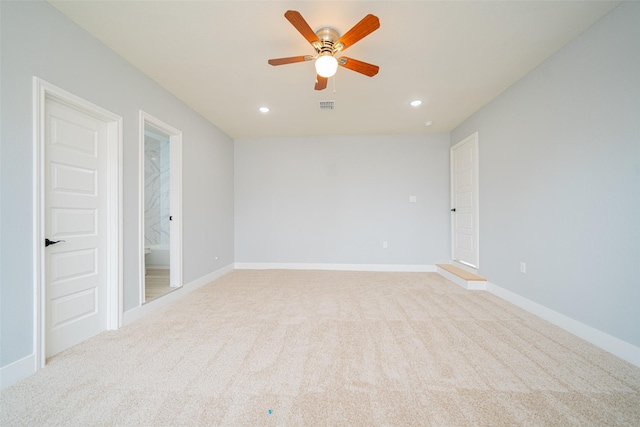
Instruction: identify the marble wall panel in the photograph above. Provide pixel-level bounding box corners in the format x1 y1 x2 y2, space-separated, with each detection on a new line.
145 136 170 246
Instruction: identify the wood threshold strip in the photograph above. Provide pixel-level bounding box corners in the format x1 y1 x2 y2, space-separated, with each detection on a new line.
436 264 487 282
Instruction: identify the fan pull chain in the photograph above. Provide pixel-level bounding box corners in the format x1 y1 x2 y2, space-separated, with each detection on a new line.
333 73 337 94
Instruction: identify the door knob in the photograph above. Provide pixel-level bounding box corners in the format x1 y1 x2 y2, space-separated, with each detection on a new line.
45 238 65 247
451 208 456 212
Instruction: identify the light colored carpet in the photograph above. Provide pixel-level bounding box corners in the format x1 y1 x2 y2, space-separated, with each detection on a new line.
2 270 640 426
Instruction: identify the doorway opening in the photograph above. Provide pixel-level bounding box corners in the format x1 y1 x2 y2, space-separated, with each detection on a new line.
139 111 182 304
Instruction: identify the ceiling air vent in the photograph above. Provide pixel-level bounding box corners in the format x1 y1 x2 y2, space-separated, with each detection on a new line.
318 100 335 110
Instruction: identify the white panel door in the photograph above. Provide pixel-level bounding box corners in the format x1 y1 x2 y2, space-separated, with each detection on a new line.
451 133 479 268
45 98 108 357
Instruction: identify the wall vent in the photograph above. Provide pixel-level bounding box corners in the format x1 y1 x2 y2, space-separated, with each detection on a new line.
318 100 335 110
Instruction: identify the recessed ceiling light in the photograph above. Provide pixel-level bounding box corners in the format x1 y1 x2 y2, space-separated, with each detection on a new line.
259 107 270 113
410 100 422 107
425 121 433 127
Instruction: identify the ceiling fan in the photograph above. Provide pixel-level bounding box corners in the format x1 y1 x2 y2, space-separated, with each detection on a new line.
268 10 380 90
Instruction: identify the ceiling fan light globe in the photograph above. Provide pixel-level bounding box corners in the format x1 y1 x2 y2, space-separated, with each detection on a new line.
315 55 338 78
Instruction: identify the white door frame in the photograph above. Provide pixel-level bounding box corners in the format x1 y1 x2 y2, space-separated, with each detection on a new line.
33 77 123 369
138 111 183 304
450 131 480 269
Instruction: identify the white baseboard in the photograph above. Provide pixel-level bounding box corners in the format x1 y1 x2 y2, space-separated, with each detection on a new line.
234 263 436 272
487 281 640 368
145 264 169 269
123 263 234 326
0 353 36 390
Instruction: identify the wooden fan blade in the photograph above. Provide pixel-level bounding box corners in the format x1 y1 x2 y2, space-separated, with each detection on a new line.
268 56 311 66
315 75 328 91
285 10 320 45
338 57 379 77
335 14 380 51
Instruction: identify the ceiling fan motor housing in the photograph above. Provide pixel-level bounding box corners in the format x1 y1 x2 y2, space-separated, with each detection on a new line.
314 27 343 54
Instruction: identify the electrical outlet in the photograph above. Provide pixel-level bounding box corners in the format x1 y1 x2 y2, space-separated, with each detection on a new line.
383 241 388 249
409 195 417 203
520 262 526 273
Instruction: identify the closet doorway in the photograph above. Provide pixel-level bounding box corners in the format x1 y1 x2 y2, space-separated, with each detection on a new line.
139 111 182 303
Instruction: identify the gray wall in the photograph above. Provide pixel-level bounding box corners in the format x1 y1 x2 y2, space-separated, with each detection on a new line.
451 2 640 347
235 134 451 265
0 1 234 367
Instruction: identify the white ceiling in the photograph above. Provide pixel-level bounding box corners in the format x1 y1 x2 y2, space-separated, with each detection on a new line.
49 0 619 139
